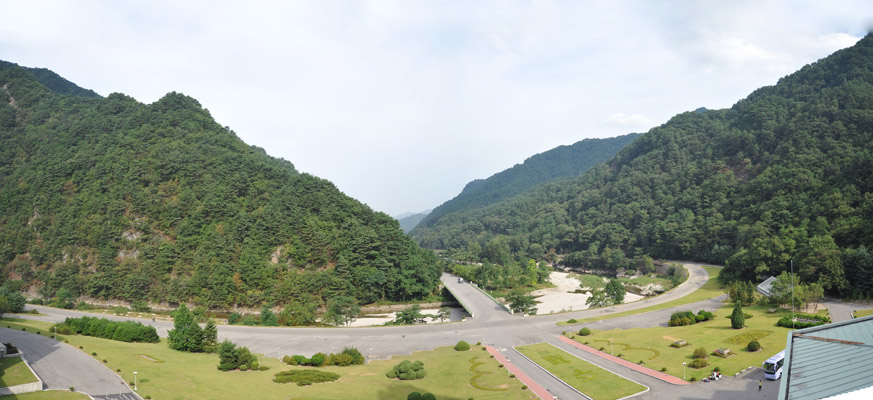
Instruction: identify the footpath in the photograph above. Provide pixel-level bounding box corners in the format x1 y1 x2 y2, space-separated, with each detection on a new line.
558 335 689 385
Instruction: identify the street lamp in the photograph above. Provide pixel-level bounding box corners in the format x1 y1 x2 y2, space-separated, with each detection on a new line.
133 371 138 391
610 339 614 355
682 362 686 380
507 359 511 376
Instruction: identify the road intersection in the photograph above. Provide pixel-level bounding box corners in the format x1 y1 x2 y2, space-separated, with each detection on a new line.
8 262 780 399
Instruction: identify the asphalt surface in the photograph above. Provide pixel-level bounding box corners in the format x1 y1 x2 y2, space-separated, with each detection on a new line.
15 261 764 400
0 327 140 400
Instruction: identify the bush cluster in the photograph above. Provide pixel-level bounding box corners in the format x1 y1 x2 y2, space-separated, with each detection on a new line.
386 360 426 380
689 359 709 369
51 317 159 343
668 310 714 326
272 370 340 386
282 347 365 367
454 341 470 351
407 392 436 400
692 347 708 359
578 327 592 336
217 340 259 371
776 313 830 329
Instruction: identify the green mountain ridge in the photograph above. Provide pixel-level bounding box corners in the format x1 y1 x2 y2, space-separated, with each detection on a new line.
0 61 440 310
413 132 641 233
413 34 873 297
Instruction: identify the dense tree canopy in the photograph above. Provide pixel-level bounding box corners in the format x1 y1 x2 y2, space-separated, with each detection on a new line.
0 61 441 309
412 34 873 298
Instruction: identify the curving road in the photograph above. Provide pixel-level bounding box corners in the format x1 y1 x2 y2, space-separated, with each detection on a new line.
0 327 139 400
16 262 753 399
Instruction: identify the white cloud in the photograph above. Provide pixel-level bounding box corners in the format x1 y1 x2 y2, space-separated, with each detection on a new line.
1 1 871 215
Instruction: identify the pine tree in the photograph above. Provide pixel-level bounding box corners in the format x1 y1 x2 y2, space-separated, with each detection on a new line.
730 301 745 329
168 304 204 352
202 319 218 353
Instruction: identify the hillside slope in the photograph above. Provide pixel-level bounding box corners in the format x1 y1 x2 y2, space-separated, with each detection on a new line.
413 133 640 233
414 34 873 297
0 61 440 309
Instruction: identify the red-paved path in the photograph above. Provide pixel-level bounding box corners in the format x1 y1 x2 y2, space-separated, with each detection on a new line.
486 345 554 400
558 335 689 385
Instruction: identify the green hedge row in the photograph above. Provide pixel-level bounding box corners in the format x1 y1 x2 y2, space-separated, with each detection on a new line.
273 370 340 386
51 316 159 343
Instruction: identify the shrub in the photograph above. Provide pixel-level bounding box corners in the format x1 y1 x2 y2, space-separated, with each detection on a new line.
660 367 667 372
387 360 426 380
578 327 591 336
69 387 75 391
521 385 528 390
282 355 294 365
713 366 721 372
747 341 761 352
251 361 259 370
692 347 708 359
310 353 327 367
228 312 242 325
689 359 709 369
567 319 577 323
239 364 249 371
273 370 340 386
455 341 470 351
690 376 697 382
339 347 365 365
422 393 436 400
292 355 307 365
408 393 422 400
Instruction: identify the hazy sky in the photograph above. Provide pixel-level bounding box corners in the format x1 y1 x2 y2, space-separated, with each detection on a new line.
2 1 871 216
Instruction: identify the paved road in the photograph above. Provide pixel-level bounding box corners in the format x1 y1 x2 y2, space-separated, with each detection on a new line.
18 262 721 400
0 327 139 400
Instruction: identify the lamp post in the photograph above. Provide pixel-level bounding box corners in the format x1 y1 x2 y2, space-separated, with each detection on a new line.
133 371 138 391
507 359 511 376
682 362 686 380
610 339 614 355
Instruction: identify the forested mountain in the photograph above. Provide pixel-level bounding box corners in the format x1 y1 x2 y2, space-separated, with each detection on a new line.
397 210 430 233
0 61 440 309
413 133 640 232
413 34 873 298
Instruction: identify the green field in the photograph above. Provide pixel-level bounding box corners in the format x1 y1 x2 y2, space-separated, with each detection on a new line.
853 309 873 318
559 265 725 325
567 304 793 381
515 343 646 400
0 356 40 388
2 319 533 400
0 391 91 400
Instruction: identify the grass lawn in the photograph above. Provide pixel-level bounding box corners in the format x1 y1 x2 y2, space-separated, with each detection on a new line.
853 309 873 318
2 319 533 400
0 391 91 399
559 265 725 326
566 304 793 382
0 357 39 388
515 343 646 400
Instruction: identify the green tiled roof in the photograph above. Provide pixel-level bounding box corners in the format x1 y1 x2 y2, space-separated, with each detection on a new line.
779 315 873 400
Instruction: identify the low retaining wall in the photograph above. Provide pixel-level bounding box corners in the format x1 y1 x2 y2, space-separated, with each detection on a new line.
0 354 43 395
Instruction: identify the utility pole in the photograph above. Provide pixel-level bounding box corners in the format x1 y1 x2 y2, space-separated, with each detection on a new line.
791 259 795 330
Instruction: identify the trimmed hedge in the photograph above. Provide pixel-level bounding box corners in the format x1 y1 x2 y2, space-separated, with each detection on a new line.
669 310 714 327
51 316 159 343
454 341 470 351
273 370 340 386
578 327 591 336
777 313 830 329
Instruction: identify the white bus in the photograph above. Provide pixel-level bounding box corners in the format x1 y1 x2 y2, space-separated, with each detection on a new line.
762 350 785 380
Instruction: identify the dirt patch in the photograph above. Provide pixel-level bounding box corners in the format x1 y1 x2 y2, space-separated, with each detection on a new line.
360 373 376 377
662 336 679 342
498 384 509 389
137 354 163 363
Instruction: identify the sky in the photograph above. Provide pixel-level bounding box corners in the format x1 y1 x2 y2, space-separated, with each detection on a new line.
1 1 872 216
